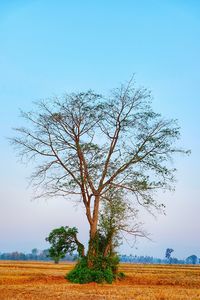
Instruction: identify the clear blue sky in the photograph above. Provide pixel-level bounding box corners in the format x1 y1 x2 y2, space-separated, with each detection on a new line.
0 0 199 258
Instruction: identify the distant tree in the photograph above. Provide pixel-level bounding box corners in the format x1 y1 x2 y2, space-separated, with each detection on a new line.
165 248 174 263
36 249 50 261
41 249 50 259
170 257 178 264
31 248 38 260
12 78 188 283
31 248 38 256
186 255 198 265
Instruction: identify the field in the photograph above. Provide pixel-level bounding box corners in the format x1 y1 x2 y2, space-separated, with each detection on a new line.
0 261 200 300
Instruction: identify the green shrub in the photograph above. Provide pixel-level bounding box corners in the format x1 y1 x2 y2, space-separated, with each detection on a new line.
66 255 125 284
91 270 105 283
66 258 92 284
107 255 119 274
103 268 114 283
66 257 119 284
67 267 93 284
118 272 125 279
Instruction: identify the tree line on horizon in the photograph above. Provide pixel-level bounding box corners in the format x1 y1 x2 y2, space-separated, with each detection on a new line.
0 248 199 265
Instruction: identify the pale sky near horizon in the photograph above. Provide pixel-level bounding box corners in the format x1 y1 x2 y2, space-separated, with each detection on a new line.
0 0 200 259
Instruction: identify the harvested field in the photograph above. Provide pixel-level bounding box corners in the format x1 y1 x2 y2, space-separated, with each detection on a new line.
0 261 200 299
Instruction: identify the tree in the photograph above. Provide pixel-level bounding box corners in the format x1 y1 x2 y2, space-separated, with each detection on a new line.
40 249 50 260
186 255 198 265
31 248 39 260
46 226 85 263
31 248 38 256
11 78 188 282
165 248 174 263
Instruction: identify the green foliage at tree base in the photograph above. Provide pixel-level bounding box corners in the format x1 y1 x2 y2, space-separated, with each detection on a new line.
66 256 125 284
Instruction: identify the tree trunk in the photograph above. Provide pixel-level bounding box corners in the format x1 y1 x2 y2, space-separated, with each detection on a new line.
87 195 100 268
103 240 111 257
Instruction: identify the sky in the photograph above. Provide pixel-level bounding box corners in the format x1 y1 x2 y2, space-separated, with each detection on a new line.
0 0 199 259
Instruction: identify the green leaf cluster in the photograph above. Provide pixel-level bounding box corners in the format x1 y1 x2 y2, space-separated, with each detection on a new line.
46 226 84 263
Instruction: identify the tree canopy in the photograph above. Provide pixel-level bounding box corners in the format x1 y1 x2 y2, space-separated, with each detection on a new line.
46 226 85 263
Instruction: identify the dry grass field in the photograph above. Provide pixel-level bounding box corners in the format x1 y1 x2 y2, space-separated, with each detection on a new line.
0 261 200 300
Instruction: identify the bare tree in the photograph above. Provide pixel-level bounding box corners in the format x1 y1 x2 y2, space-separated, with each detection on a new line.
11 79 188 279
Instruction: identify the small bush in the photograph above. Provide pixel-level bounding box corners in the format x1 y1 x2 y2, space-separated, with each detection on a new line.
118 272 125 280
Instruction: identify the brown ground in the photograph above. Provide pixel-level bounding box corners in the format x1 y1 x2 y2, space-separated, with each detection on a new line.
0 261 200 300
